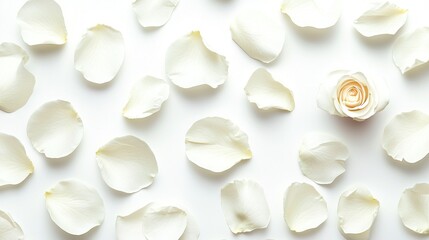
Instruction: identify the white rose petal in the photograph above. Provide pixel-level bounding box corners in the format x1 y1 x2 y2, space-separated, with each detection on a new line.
122 76 169 119
283 182 328 232
244 68 295 111
165 31 228 88
44 179 105 235
317 70 389 121
354 2 407 37
132 0 179 28
221 179 270 234
338 187 379 240
398 183 429 234
0 133 33 187
230 9 285 63
281 0 341 29
74 24 125 84
392 27 429 74
27 100 83 159
0 43 35 113
382 110 429 163
185 117 252 173
17 0 67 46
116 202 191 240
299 133 348 184
0 210 24 240
96 135 158 193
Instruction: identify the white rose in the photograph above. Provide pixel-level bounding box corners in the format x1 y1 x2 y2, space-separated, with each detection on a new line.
317 70 389 121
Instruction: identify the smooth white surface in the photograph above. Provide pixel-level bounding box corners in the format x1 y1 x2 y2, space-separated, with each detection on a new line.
0 0 429 239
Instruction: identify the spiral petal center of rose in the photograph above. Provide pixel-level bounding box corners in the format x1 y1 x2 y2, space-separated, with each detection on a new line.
337 79 369 110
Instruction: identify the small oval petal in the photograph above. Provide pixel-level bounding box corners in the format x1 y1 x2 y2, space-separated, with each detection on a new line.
398 183 429 234
382 110 429 163
44 179 105 235
132 0 179 28
0 133 33 187
393 27 429 73
299 133 348 184
96 135 158 193
338 187 379 240
122 76 169 119
0 43 35 113
244 68 295 111
185 117 252 173
284 182 328 232
74 24 125 84
281 0 341 29
221 179 270 234
230 9 285 63
354 2 407 37
0 210 24 240
27 100 83 159
116 202 189 240
17 0 67 45
165 31 228 88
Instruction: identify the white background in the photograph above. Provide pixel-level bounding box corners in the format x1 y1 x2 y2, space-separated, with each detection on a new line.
1 0 429 239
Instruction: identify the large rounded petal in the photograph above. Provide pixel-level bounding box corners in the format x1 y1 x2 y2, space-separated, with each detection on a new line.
393 27 429 74
283 182 328 232
244 68 295 111
122 76 169 119
27 100 84 159
398 183 429 234
382 110 429 163
354 2 408 37
221 179 270 234
281 0 341 29
116 202 190 240
96 135 158 193
132 0 179 28
185 117 252 173
165 31 228 88
44 179 105 235
74 24 125 84
230 9 285 63
298 133 348 184
17 0 67 45
338 187 379 240
0 133 33 187
0 43 35 113
0 210 24 240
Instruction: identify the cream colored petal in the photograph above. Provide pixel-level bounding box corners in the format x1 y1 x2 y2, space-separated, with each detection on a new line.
299 133 348 184
230 9 285 63
122 76 169 119
354 2 407 37
133 0 179 28
283 182 328 232
116 202 188 240
393 27 429 73
27 100 83 159
17 0 67 45
281 0 341 29
382 110 429 163
185 117 252 173
398 183 429 234
96 135 158 193
0 43 35 113
338 187 379 240
244 68 295 111
165 31 228 88
44 179 105 235
74 24 125 84
0 210 24 240
0 133 33 187
221 179 270 234
317 70 347 117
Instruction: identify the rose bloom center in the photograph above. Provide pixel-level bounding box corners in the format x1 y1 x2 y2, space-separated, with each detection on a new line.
337 79 369 110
